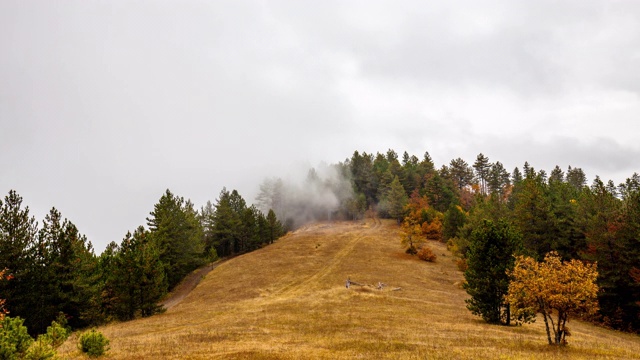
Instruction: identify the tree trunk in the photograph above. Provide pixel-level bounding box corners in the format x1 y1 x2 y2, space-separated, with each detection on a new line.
542 310 553 345
559 312 568 345
505 303 511 326
555 311 562 345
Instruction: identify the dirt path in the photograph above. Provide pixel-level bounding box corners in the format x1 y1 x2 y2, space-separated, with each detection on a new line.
159 260 226 310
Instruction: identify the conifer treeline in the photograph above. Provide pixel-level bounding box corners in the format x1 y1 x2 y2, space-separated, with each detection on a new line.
1 148 638 333
0 188 284 335
340 150 640 332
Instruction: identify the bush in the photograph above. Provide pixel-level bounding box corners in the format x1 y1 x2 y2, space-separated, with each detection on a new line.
417 246 437 262
24 337 56 360
456 258 468 272
43 314 70 348
207 247 219 262
78 329 109 357
446 237 469 257
0 316 34 360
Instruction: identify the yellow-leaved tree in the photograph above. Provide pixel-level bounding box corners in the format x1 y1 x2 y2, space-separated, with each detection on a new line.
506 252 599 346
401 220 424 255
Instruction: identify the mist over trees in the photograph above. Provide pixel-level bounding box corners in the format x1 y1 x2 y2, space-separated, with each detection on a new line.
255 164 353 228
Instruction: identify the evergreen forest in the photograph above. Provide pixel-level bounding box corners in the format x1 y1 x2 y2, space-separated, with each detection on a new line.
0 187 284 335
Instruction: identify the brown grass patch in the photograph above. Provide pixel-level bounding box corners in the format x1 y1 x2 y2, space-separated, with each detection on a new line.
58 220 640 359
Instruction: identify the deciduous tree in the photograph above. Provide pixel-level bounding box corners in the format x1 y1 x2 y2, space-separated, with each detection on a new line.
506 252 599 345
401 221 424 254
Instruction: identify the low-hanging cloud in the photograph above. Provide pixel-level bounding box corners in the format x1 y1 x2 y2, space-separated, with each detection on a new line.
255 163 353 229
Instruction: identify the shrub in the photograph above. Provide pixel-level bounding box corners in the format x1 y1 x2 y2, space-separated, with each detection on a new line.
78 329 109 357
0 316 34 360
456 258 468 272
43 314 70 348
446 237 469 257
207 247 219 262
24 336 56 360
417 246 437 262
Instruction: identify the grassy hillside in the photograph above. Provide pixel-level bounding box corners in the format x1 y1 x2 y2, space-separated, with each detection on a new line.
59 220 640 359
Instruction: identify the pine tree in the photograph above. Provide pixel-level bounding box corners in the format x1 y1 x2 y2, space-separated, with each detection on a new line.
401 151 421 195
379 176 408 224
443 203 466 241
133 227 166 318
34 208 101 330
350 151 377 205
104 227 166 320
423 169 457 213
255 178 286 221
0 190 38 326
487 161 510 198
147 190 205 289
266 209 284 244
511 167 523 185
212 188 241 257
549 165 565 183
566 166 587 190
510 176 554 259
449 158 474 191
473 153 491 195
580 177 631 329
464 219 522 325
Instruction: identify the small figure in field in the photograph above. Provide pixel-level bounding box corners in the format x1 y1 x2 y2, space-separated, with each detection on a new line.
346 277 351 289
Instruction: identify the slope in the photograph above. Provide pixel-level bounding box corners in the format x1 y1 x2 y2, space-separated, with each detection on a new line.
59 220 640 359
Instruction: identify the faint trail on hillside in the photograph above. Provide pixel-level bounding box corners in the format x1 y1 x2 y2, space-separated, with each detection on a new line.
277 223 373 297
160 259 226 310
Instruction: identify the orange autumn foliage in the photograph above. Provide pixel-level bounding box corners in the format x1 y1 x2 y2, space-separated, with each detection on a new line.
417 246 437 262
0 269 9 322
401 221 424 254
422 217 443 242
507 252 599 346
404 190 443 241
404 190 430 225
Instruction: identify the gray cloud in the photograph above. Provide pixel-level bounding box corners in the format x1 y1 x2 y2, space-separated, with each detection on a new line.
1 1 639 252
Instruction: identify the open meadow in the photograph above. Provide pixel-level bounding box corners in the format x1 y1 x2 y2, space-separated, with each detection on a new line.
59 220 640 359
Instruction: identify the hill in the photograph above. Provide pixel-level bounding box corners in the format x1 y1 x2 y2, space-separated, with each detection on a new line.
59 220 640 359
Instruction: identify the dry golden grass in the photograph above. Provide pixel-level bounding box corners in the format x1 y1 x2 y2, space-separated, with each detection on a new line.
58 220 640 359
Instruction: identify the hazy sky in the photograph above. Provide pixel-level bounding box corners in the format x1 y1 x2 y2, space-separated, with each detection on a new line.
2 1 639 252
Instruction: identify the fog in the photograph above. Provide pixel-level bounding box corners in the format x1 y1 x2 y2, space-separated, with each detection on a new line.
255 163 354 229
2 1 639 252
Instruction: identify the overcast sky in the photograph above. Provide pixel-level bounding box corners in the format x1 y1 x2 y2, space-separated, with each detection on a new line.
2 1 639 252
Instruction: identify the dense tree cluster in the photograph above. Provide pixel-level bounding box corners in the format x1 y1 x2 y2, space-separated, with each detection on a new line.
0 188 284 335
343 149 639 333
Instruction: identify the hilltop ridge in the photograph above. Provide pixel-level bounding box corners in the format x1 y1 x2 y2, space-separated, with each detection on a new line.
59 220 640 359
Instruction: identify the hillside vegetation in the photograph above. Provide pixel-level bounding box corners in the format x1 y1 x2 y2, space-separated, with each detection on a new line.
59 220 640 359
